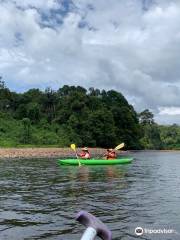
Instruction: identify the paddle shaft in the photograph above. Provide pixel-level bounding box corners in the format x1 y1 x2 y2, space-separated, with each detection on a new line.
70 144 81 166
74 148 81 166
75 151 81 166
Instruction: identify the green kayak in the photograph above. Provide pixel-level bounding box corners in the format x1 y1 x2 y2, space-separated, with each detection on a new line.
58 158 133 166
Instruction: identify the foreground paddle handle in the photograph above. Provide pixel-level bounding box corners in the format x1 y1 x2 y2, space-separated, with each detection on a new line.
76 211 112 240
80 227 97 240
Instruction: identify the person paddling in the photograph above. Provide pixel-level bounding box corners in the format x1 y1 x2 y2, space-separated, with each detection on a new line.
104 149 117 160
78 147 91 159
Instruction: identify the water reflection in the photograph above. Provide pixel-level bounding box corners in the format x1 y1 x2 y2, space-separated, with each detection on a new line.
63 165 127 182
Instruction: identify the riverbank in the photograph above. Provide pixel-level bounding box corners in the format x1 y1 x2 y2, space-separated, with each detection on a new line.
0 148 179 159
0 147 107 159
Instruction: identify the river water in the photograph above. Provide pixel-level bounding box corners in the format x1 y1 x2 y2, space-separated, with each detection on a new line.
0 151 180 240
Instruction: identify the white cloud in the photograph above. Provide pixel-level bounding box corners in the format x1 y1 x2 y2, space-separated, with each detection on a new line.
155 113 180 125
0 0 180 124
159 107 180 115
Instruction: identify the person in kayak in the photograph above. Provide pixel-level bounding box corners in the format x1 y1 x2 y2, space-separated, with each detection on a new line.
78 147 91 159
104 149 117 160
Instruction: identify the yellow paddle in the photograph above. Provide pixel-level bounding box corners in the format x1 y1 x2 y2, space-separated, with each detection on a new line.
70 144 81 166
114 142 125 150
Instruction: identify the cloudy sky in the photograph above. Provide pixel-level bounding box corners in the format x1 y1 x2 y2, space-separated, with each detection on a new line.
0 0 180 124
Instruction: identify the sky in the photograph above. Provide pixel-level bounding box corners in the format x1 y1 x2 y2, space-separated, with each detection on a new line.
0 0 180 124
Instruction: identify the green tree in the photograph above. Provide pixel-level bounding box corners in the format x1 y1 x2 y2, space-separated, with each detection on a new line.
21 118 31 144
43 87 58 123
0 78 12 111
139 109 154 125
140 124 162 149
87 109 117 147
159 124 180 149
26 103 41 123
139 109 163 149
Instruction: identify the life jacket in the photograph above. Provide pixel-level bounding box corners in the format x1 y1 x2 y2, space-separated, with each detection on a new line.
79 151 91 159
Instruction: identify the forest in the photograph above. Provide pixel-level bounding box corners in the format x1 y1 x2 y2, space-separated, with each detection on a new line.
0 79 180 149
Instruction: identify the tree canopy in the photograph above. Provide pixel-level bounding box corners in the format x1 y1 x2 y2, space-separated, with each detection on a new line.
0 81 179 149
0 83 142 148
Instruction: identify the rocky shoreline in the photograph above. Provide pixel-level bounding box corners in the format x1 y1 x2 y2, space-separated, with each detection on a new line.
0 148 179 159
0 148 107 159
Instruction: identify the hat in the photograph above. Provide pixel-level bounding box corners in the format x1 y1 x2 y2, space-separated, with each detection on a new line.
108 148 115 152
82 147 88 151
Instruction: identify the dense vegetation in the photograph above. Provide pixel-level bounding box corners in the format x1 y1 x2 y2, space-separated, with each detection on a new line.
0 79 180 149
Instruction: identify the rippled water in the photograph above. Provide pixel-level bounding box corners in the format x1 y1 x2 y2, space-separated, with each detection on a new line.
0 151 180 240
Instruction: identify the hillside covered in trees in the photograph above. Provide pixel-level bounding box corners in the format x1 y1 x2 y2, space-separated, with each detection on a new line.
0 79 180 149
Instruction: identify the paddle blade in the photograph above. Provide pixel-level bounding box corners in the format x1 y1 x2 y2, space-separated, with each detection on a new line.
70 144 80 163
114 143 125 150
70 144 76 151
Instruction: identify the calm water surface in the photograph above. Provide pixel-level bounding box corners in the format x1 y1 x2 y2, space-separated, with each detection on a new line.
0 151 180 240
